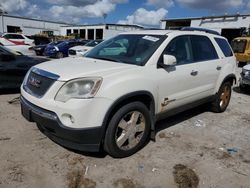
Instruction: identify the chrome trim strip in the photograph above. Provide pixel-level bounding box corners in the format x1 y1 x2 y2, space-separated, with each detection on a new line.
32 67 60 80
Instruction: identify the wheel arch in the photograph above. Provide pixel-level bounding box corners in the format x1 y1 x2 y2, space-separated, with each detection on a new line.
101 91 156 142
215 73 237 94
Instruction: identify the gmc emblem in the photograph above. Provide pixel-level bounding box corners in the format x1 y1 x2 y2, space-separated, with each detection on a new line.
28 77 41 88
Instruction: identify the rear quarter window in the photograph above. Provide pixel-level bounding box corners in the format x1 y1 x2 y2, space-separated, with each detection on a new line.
215 38 233 57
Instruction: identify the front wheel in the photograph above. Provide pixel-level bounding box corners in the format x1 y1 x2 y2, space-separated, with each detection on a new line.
56 52 64 58
104 102 151 158
211 82 232 113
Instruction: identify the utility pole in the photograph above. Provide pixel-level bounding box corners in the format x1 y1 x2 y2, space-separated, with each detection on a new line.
0 7 7 33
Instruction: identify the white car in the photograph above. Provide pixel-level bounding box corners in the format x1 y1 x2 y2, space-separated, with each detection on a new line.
20 30 236 158
2 33 34 46
0 37 35 56
68 40 103 57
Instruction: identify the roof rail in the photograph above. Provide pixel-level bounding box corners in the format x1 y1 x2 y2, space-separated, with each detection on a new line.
181 27 220 36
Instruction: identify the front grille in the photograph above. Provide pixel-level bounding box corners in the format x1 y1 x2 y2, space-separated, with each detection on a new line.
69 49 76 55
23 68 59 98
231 39 247 53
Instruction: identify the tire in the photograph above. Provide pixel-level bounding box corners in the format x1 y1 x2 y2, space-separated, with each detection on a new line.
104 102 151 158
211 82 232 113
56 52 64 58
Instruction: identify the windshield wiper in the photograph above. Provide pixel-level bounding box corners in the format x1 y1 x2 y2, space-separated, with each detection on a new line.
95 57 124 63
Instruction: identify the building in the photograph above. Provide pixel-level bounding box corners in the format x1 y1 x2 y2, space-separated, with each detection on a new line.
161 14 250 42
0 14 72 36
60 24 144 40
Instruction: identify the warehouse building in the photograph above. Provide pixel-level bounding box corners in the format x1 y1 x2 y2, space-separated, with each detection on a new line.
0 14 72 36
161 14 250 42
60 24 144 40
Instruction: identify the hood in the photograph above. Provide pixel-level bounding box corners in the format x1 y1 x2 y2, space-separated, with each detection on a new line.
244 64 250 70
34 57 137 81
70 45 91 51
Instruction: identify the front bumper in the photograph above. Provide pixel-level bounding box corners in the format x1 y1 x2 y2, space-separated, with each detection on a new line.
20 96 103 152
240 73 250 86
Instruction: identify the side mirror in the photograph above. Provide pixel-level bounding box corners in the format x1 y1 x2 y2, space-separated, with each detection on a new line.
163 54 177 66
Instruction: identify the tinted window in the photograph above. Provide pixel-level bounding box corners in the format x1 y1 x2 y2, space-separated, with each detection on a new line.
86 34 166 66
10 34 24 39
161 36 193 65
215 38 233 57
191 35 218 62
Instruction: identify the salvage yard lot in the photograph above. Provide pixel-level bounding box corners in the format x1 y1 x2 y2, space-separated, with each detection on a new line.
0 68 249 188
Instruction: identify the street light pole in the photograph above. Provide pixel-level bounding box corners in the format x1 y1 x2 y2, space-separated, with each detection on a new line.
0 8 7 33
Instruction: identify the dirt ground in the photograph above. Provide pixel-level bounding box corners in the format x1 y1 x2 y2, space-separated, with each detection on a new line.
0 68 249 188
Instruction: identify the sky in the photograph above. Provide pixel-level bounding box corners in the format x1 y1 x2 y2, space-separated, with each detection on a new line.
0 0 249 27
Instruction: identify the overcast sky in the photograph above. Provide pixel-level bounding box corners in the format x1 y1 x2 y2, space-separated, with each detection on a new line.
0 0 249 26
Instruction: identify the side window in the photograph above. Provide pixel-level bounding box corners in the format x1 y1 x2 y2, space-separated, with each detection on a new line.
4 34 10 39
14 34 25 39
161 36 193 65
215 38 233 57
191 35 218 62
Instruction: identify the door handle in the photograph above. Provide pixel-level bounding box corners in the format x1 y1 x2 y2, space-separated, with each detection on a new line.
216 66 222 70
190 70 198 76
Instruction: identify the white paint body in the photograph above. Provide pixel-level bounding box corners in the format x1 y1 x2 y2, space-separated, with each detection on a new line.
68 45 93 57
2 33 34 45
0 37 35 56
21 30 236 129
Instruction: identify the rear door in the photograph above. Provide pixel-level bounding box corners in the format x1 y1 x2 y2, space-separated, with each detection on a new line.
189 35 221 96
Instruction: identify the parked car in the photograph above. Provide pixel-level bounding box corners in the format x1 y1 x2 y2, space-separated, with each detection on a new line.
231 37 250 65
68 39 103 57
0 46 49 89
239 63 250 91
0 37 35 56
2 33 34 46
20 30 236 158
45 40 85 58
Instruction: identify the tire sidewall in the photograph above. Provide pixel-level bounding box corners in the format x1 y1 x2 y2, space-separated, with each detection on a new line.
104 102 151 158
216 82 232 112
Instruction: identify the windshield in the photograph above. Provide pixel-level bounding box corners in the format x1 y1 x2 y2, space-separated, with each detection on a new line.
85 34 166 66
85 40 103 47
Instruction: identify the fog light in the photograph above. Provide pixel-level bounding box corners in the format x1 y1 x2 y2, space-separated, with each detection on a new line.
61 114 75 126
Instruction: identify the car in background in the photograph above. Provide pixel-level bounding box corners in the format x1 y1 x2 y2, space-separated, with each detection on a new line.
0 37 35 56
0 46 49 89
35 41 63 56
231 37 250 65
240 63 250 92
2 33 34 46
68 39 103 57
45 40 86 58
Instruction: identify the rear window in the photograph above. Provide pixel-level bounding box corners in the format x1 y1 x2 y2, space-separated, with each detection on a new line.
215 38 233 57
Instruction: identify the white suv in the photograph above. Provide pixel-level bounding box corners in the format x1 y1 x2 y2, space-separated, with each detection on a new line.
20 30 237 158
2 33 34 46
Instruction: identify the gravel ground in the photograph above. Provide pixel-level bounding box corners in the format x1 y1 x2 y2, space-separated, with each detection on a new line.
0 68 249 188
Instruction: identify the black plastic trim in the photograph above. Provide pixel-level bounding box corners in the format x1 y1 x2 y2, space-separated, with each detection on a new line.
20 96 102 152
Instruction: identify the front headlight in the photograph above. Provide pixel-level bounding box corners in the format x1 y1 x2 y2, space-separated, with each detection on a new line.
242 68 250 75
55 77 102 102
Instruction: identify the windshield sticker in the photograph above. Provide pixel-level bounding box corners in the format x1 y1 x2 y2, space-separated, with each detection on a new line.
142 36 159 42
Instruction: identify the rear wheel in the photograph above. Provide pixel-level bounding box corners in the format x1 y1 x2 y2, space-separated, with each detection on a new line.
211 82 232 113
104 102 151 158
